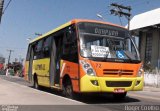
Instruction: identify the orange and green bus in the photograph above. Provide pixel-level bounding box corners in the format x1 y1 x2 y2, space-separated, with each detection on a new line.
24 19 144 99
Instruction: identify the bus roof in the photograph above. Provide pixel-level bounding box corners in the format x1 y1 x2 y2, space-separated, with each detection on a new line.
30 19 127 43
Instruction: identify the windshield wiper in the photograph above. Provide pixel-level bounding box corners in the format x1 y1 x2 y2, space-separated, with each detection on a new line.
123 51 133 60
123 51 141 63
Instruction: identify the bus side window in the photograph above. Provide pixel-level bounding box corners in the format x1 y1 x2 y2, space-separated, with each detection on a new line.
62 25 78 63
26 45 32 61
32 44 37 59
42 37 52 58
34 40 43 59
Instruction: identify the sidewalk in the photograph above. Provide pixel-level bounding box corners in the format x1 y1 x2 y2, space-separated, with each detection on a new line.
144 86 160 92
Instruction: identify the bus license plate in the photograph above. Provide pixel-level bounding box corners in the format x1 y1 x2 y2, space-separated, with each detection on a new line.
114 88 125 93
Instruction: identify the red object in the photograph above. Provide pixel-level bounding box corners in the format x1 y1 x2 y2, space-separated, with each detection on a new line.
0 64 4 69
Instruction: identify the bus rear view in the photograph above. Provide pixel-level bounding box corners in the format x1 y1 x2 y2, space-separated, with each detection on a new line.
78 21 144 98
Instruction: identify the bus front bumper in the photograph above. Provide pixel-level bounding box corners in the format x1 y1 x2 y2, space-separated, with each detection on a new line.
80 75 144 93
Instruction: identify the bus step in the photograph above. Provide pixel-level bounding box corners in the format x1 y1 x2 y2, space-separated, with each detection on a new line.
55 84 60 87
51 85 61 90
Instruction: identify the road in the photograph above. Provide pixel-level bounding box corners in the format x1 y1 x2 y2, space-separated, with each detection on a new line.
0 75 160 111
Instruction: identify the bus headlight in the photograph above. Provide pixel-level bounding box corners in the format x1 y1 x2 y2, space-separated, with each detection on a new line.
138 65 144 77
80 60 96 76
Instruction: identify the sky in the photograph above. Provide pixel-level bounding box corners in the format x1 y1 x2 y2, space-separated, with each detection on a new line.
0 0 160 63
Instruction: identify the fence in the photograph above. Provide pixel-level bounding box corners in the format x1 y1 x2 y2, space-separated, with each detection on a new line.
0 70 5 75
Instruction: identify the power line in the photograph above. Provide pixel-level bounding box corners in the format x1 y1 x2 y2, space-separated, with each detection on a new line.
2 0 13 14
117 0 131 4
118 15 123 26
118 0 150 8
0 0 4 23
130 0 149 6
110 3 131 29
0 46 27 50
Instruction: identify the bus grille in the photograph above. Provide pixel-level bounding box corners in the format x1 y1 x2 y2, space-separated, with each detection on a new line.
103 69 133 76
106 81 132 87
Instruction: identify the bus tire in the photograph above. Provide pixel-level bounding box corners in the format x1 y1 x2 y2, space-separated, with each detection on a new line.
62 79 74 99
113 92 127 99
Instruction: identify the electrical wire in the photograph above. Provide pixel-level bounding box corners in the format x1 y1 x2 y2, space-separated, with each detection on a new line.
0 46 27 50
118 16 123 26
2 0 13 14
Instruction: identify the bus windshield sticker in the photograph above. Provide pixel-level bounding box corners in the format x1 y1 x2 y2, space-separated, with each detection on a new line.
116 51 125 59
79 22 126 37
91 45 111 58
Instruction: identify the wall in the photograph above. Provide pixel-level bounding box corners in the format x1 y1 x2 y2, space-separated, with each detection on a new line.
139 32 146 62
144 72 160 87
139 29 160 68
151 29 159 67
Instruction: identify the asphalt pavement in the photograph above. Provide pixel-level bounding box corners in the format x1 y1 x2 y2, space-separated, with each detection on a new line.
0 75 160 111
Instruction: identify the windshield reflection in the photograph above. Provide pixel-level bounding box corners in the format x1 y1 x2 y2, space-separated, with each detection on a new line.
79 33 140 62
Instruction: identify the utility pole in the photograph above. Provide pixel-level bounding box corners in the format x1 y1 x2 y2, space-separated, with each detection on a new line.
110 3 131 30
7 49 14 65
0 0 4 24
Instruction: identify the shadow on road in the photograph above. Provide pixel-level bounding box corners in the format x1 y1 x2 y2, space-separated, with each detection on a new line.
35 86 140 104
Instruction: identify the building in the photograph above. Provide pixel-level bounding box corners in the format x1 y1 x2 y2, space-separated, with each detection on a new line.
129 8 160 69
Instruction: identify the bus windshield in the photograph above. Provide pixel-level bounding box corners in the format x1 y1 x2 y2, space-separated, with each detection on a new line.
78 22 140 63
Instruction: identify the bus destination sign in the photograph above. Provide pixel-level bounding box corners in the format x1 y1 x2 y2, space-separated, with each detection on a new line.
94 28 119 37
79 22 127 37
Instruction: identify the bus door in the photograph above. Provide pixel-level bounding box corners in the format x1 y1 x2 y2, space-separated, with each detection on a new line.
28 45 34 82
50 35 62 86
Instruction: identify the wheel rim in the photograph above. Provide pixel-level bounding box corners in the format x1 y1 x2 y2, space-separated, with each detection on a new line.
65 85 72 97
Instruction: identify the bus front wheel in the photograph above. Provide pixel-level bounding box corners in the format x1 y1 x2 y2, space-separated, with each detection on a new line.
62 79 74 99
